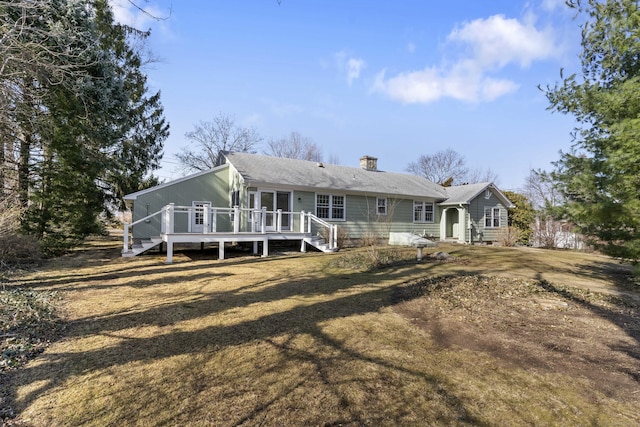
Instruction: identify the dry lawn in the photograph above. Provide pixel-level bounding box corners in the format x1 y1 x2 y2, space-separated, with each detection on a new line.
1 237 639 426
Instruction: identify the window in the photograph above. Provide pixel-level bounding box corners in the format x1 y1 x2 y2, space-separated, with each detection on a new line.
231 190 240 207
485 207 501 228
377 197 387 215
413 201 434 223
316 194 330 218
316 194 345 220
331 195 345 220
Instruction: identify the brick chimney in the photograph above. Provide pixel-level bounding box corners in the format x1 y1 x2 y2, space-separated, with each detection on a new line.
360 155 378 171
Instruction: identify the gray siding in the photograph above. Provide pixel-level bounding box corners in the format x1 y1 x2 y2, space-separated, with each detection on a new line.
309 194 441 241
131 167 231 239
468 190 509 243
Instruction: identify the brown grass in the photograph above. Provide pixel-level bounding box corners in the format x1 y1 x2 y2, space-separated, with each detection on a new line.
1 237 639 426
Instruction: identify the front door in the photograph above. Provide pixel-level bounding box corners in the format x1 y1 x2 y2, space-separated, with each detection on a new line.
191 201 211 233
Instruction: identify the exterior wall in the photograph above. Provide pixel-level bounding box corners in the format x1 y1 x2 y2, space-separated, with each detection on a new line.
467 190 509 243
131 167 231 239
312 195 441 241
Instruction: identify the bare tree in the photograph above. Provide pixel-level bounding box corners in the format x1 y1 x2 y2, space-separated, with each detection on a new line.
407 149 468 185
407 148 498 185
327 153 341 165
465 167 500 185
523 169 564 211
264 131 322 162
523 169 577 249
177 113 262 172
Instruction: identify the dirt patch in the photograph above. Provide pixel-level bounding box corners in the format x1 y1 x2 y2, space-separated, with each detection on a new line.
392 275 640 401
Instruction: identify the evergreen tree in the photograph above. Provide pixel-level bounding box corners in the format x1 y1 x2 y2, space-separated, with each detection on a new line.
503 191 535 246
544 0 640 262
1 0 168 253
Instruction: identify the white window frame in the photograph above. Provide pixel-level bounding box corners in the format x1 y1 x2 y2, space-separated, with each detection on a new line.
413 201 434 223
315 193 346 221
376 197 387 216
484 207 501 228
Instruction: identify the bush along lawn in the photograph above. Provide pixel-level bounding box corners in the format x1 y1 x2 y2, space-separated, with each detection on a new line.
1 287 61 420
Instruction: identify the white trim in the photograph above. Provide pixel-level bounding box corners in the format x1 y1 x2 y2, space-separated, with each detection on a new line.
190 201 212 232
484 207 501 228
440 182 515 208
315 193 346 221
376 197 387 216
413 201 435 223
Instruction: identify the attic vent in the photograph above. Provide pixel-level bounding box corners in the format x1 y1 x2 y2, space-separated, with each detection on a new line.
485 189 492 199
360 155 378 171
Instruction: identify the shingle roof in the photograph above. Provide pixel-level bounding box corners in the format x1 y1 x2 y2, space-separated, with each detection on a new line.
441 182 492 205
224 152 448 199
441 182 514 207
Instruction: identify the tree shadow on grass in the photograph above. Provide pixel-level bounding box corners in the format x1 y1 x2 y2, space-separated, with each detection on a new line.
535 274 640 350
4 244 640 425
2 259 495 425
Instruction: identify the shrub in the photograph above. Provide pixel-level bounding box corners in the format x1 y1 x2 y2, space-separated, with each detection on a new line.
0 233 42 268
1 288 60 372
319 225 349 249
497 226 522 247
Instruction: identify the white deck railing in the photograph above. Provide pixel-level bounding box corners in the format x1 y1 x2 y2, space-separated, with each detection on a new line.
123 204 339 251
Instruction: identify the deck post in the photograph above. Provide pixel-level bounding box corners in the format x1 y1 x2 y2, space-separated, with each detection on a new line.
233 206 240 233
167 203 175 234
276 209 282 232
333 225 338 249
262 237 268 257
299 211 305 233
212 209 217 232
219 241 225 260
329 225 335 249
166 239 173 264
253 241 258 255
203 205 210 233
123 223 130 252
261 207 267 234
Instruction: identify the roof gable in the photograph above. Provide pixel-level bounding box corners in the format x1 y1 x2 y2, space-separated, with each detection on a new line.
124 163 228 200
442 182 514 207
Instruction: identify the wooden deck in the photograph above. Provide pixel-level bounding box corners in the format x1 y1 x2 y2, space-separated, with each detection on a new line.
123 204 339 263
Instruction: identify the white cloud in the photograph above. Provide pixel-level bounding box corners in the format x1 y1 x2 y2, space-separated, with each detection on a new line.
541 0 566 12
334 51 365 85
346 58 365 85
373 14 556 104
373 62 519 104
448 14 557 68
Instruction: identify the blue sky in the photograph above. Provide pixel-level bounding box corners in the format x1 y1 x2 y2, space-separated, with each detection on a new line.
110 0 582 191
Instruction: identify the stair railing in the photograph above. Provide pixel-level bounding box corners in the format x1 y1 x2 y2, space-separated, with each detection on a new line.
300 211 339 250
122 206 166 252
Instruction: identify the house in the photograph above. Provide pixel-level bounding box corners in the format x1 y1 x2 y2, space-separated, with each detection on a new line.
122 152 514 263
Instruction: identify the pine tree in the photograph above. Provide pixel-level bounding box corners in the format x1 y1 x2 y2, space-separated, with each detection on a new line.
1 0 169 253
545 0 640 262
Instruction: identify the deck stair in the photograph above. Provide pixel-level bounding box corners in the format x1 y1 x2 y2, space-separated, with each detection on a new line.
303 235 339 253
122 236 162 257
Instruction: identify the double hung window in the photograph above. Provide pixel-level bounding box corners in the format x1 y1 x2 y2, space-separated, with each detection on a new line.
413 201 434 223
484 208 501 227
316 194 345 220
